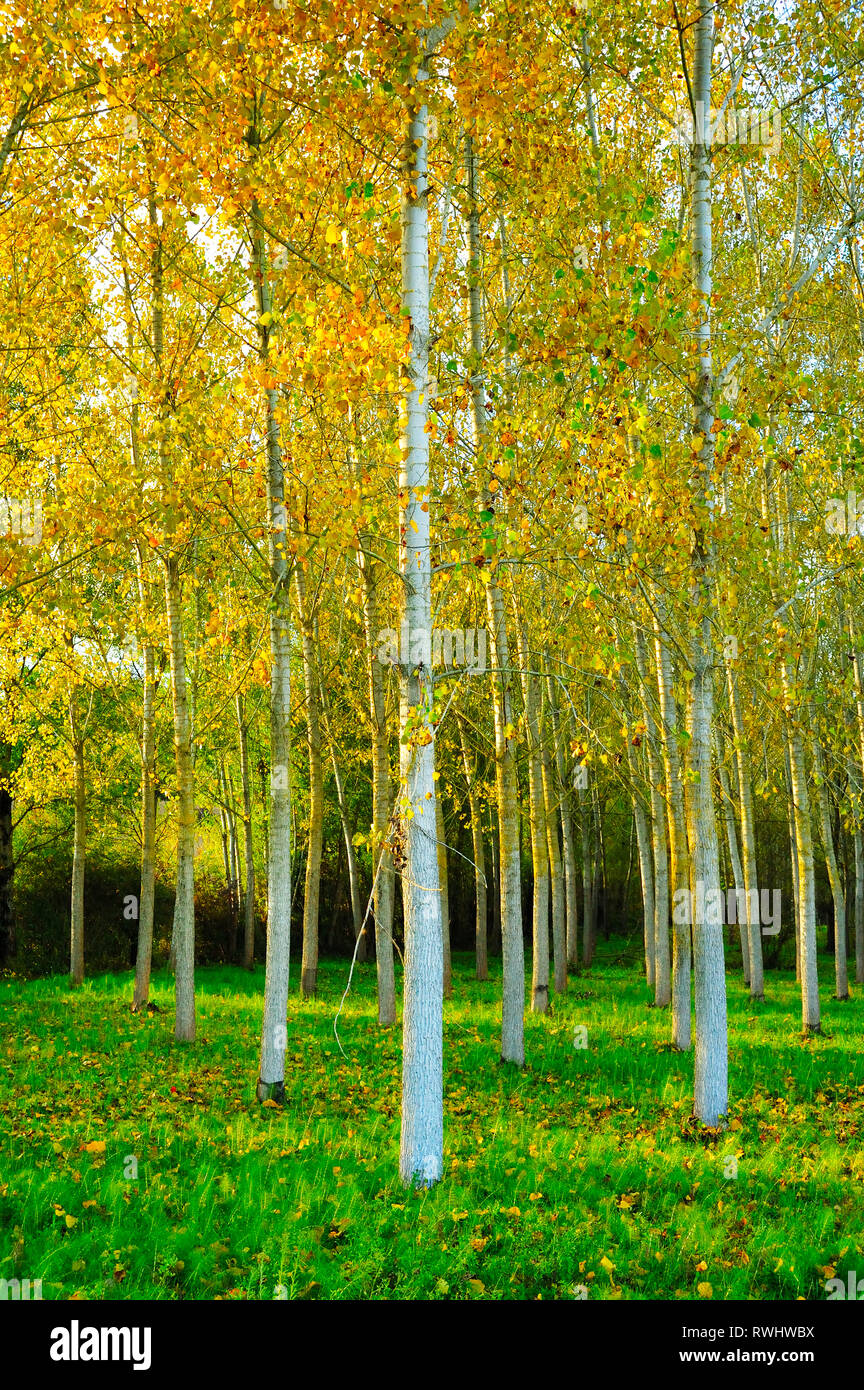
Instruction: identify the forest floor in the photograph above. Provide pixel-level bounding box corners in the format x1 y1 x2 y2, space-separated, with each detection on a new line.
2 944 863 1300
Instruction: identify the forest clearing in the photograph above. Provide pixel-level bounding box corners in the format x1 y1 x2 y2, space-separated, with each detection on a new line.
1 0 864 1330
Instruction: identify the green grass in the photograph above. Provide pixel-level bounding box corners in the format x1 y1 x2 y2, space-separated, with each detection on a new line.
2 945 863 1300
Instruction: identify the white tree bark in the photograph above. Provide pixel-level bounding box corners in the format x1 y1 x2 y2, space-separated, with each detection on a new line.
686 0 728 1125
236 692 256 971
69 696 85 988
133 541 157 1011
251 201 291 1101
397 66 443 1186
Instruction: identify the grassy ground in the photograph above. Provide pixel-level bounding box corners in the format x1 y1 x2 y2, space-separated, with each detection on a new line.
1 944 863 1301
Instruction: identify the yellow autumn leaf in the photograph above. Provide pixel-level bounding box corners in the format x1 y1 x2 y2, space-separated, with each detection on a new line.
467 1278 485 1295
325 224 341 244
600 1255 615 1273
84 1140 106 1153
65 1213 78 1227
697 1281 713 1298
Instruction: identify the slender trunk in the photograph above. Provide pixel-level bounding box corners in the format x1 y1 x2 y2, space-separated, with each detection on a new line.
847 611 864 984
294 563 323 997
548 678 579 972
467 134 524 1062
236 692 256 970
855 818 864 986
216 759 233 916
725 658 764 997
624 713 654 988
458 715 487 980
489 806 501 956
227 765 242 948
148 195 194 1039
133 543 157 1011
633 626 670 1006
0 774 12 966
542 721 567 996
579 775 594 968
716 730 748 984
783 705 820 1029
325 725 365 961
356 485 396 1023
780 741 801 978
163 557 196 1041
653 600 690 1045
69 701 86 988
812 733 848 999
398 71 443 1186
251 196 291 1101
686 2 728 1125
516 613 549 1013
435 788 452 997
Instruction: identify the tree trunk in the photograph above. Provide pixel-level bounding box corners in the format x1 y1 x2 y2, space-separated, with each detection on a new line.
578 775 594 968
466 135 524 1063
457 715 487 981
541 695 567 996
131 544 156 1010
69 700 86 988
163 556 196 1041
547 677 579 973
236 692 256 970
686 2 728 1125
725 658 764 997
633 625 671 1007
324 722 365 961
812 733 848 999
653 597 691 1049
294 563 323 997
623 706 654 989
516 612 550 1013
226 764 241 953
783 709 820 1030
855 818 864 986
715 729 748 984
782 740 801 980
435 788 452 997
355 468 396 1023
251 200 291 1102
397 68 443 1186
0 776 12 967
